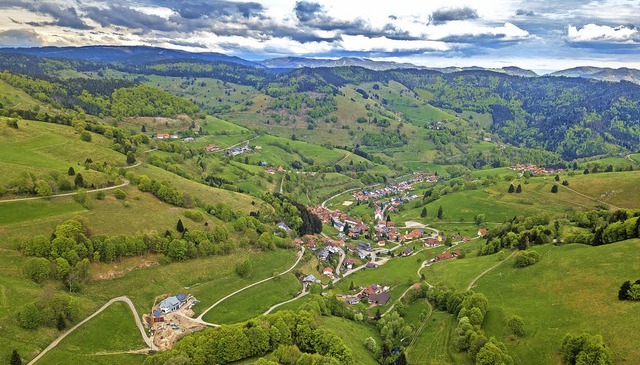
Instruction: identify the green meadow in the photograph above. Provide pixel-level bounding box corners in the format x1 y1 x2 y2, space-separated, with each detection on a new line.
423 240 640 364
36 301 147 365
202 273 301 324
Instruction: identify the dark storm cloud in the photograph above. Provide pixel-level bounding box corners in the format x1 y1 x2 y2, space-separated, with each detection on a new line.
2 0 91 29
84 4 174 32
0 28 42 46
292 1 415 41
430 7 479 25
156 0 264 20
294 1 323 22
516 9 536 17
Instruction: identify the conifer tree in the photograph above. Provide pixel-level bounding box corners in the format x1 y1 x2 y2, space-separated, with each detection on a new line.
10 349 22 365
177 219 185 233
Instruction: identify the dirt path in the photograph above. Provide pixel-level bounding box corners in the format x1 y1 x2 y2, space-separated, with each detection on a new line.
406 300 434 351
263 286 309 315
466 250 517 290
226 135 259 149
196 246 305 322
28 296 154 365
0 179 130 204
558 183 619 209
320 184 380 208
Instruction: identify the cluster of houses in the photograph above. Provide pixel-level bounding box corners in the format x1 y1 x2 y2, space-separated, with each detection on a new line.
341 284 390 306
431 249 462 262
352 173 437 202
226 144 254 156
265 165 285 174
155 133 180 139
509 164 564 175
372 221 427 245
310 206 369 238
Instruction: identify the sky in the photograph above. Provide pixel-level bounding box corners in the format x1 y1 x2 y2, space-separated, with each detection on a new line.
0 0 639 73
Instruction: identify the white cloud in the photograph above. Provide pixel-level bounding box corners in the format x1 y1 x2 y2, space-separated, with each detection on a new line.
567 24 639 43
340 35 450 52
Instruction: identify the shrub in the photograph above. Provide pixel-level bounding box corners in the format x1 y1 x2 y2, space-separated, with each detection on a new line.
235 259 253 278
183 209 204 222
6 118 18 129
113 189 127 200
506 315 526 337
80 131 92 142
514 250 541 268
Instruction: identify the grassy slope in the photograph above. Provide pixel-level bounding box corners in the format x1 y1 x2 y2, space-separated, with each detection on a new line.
424 241 640 364
84 248 297 316
131 164 263 214
0 119 126 182
202 273 301 324
320 316 381 365
563 170 640 208
36 301 147 365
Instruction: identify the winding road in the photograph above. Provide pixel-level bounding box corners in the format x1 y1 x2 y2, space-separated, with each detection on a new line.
27 296 154 365
196 246 305 323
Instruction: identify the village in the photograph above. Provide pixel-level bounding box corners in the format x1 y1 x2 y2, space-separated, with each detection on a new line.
139 164 465 350
509 163 565 175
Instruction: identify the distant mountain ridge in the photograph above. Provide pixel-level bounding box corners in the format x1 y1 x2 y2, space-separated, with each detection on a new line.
0 45 264 68
259 56 421 71
1 46 639 83
549 67 640 84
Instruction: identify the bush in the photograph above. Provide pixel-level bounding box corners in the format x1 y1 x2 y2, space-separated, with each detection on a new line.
506 315 526 337
513 250 541 268
6 118 18 129
96 190 105 200
113 189 127 200
183 209 204 222
561 333 613 365
235 259 253 278
80 131 92 142
18 303 43 329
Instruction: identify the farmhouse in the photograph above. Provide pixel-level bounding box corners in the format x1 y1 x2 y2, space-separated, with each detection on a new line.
323 267 334 277
344 258 354 270
435 252 454 261
369 292 390 305
366 262 379 269
159 295 186 313
303 274 321 284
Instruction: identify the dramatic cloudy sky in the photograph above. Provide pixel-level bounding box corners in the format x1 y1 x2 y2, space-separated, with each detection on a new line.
0 0 639 72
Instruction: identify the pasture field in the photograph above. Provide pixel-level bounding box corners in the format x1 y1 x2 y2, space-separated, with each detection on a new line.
561 170 640 209
407 311 470 365
36 301 147 365
0 199 84 226
420 251 508 290
130 164 264 214
201 115 252 135
319 316 381 365
579 156 637 169
202 273 301 324
0 119 126 182
391 176 601 226
83 248 298 317
425 241 640 364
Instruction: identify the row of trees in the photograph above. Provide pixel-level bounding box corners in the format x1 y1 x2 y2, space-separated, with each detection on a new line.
480 215 556 255
145 306 352 365
567 209 640 246
425 285 513 364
